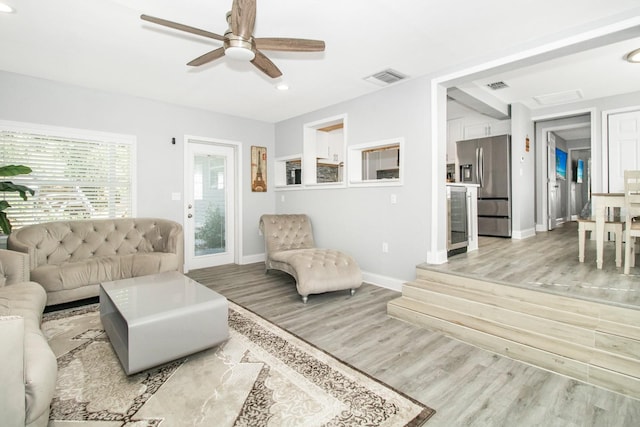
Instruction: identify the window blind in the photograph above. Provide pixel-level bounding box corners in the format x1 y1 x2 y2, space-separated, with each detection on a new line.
0 126 134 229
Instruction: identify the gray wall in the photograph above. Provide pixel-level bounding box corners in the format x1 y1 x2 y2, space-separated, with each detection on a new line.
274 78 433 284
0 70 275 259
510 102 536 238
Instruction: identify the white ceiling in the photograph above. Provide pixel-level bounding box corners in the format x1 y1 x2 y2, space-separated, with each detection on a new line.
1 0 640 123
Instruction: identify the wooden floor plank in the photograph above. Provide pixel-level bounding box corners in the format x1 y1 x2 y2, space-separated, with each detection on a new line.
188 262 640 427
425 221 640 309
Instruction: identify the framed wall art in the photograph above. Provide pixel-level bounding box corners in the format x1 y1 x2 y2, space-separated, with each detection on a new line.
251 146 267 192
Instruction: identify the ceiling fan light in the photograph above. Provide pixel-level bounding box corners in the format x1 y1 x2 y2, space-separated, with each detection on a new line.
625 48 640 63
225 46 255 61
0 3 14 13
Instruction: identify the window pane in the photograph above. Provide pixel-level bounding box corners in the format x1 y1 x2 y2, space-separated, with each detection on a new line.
194 154 226 256
0 125 134 229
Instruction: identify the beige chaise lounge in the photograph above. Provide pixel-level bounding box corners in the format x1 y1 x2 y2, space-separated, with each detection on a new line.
259 214 362 303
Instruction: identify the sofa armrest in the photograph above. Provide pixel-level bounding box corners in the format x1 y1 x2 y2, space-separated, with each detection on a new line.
167 223 184 272
6 234 37 270
0 249 30 286
0 315 26 426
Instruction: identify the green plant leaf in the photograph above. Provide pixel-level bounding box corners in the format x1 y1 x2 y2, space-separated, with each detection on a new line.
0 212 11 234
0 165 32 177
0 181 35 200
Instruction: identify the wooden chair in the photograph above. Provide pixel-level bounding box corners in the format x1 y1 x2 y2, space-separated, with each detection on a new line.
623 170 640 274
577 218 624 267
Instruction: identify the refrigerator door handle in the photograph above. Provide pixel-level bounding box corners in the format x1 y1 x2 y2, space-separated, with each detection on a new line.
479 146 484 187
475 147 480 184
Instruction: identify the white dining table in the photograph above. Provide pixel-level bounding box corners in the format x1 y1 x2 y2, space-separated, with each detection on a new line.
591 192 625 269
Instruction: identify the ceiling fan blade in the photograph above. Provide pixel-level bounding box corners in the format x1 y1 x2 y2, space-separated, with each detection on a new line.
231 0 256 40
187 47 226 66
255 38 325 52
141 14 225 42
251 50 282 78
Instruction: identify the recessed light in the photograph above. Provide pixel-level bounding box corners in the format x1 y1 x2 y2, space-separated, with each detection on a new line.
276 83 289 91
625 48 640 63
0 3 14 13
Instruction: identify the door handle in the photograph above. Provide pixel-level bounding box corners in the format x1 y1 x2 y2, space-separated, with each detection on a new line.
187 204 193 209
187 213 193 218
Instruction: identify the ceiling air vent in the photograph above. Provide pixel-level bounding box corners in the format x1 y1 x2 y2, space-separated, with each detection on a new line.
487 81 509 90
364 69 408 86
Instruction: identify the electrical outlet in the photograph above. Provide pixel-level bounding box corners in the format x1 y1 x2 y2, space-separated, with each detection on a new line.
382 242 389 253
390 194 397 204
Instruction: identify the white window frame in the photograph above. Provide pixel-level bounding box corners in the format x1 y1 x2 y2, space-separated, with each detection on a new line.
274 154 303 190
302 114 347 189
0 119 137 228
348 137 404 187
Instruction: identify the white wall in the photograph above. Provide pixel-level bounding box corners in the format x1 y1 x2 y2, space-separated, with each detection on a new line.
0 70 276 259
274 78 433 287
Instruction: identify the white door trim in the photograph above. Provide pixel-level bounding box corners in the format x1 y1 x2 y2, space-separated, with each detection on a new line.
602 105 640 193
532 108 596 230
183 135 243 272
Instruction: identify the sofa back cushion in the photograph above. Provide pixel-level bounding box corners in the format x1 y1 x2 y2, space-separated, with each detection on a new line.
8 218 181 267
259 214 315 257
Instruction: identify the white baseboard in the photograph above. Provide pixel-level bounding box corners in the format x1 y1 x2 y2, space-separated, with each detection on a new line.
512 228 536 239
535 224 547 232
241 253 265 265
361 271 404 292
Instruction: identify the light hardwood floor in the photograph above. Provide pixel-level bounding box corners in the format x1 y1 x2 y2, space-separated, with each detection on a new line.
188 263 640 427
431 221 640 309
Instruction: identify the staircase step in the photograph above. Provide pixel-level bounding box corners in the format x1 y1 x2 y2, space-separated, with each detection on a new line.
388 268 640 399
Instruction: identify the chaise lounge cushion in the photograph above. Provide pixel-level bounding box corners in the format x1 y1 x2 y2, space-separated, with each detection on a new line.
259 214 362 301
270 248 362 296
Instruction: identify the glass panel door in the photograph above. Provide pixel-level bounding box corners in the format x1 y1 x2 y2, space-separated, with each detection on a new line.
186 141 235 270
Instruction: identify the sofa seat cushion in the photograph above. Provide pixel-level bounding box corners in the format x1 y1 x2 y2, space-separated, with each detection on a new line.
270 248 362 297
31 253 180 292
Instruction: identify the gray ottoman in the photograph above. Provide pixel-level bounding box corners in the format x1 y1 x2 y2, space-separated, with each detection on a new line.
100 271 228 375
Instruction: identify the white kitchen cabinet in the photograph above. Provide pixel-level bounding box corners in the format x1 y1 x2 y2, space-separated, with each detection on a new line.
447 118 463 164
315 128 343 163
463 120 511 139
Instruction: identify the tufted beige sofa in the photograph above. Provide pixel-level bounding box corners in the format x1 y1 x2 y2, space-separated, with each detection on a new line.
259 214 362 303
7 218 184 306
0 249 57 427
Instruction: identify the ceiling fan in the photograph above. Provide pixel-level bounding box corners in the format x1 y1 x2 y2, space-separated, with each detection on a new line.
140 0 325 78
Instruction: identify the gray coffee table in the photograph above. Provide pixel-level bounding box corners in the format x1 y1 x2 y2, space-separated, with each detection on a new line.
99 271 228 375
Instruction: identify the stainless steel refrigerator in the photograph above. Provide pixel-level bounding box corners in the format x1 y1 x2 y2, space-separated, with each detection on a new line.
457 134 511 237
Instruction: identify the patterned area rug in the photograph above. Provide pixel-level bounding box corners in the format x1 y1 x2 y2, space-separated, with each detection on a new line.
43 301 434 426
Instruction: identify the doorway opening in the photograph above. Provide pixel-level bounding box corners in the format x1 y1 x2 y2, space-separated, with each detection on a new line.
534 113 592 231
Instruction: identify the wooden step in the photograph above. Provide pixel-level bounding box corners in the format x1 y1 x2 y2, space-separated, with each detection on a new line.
387 268 640 399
